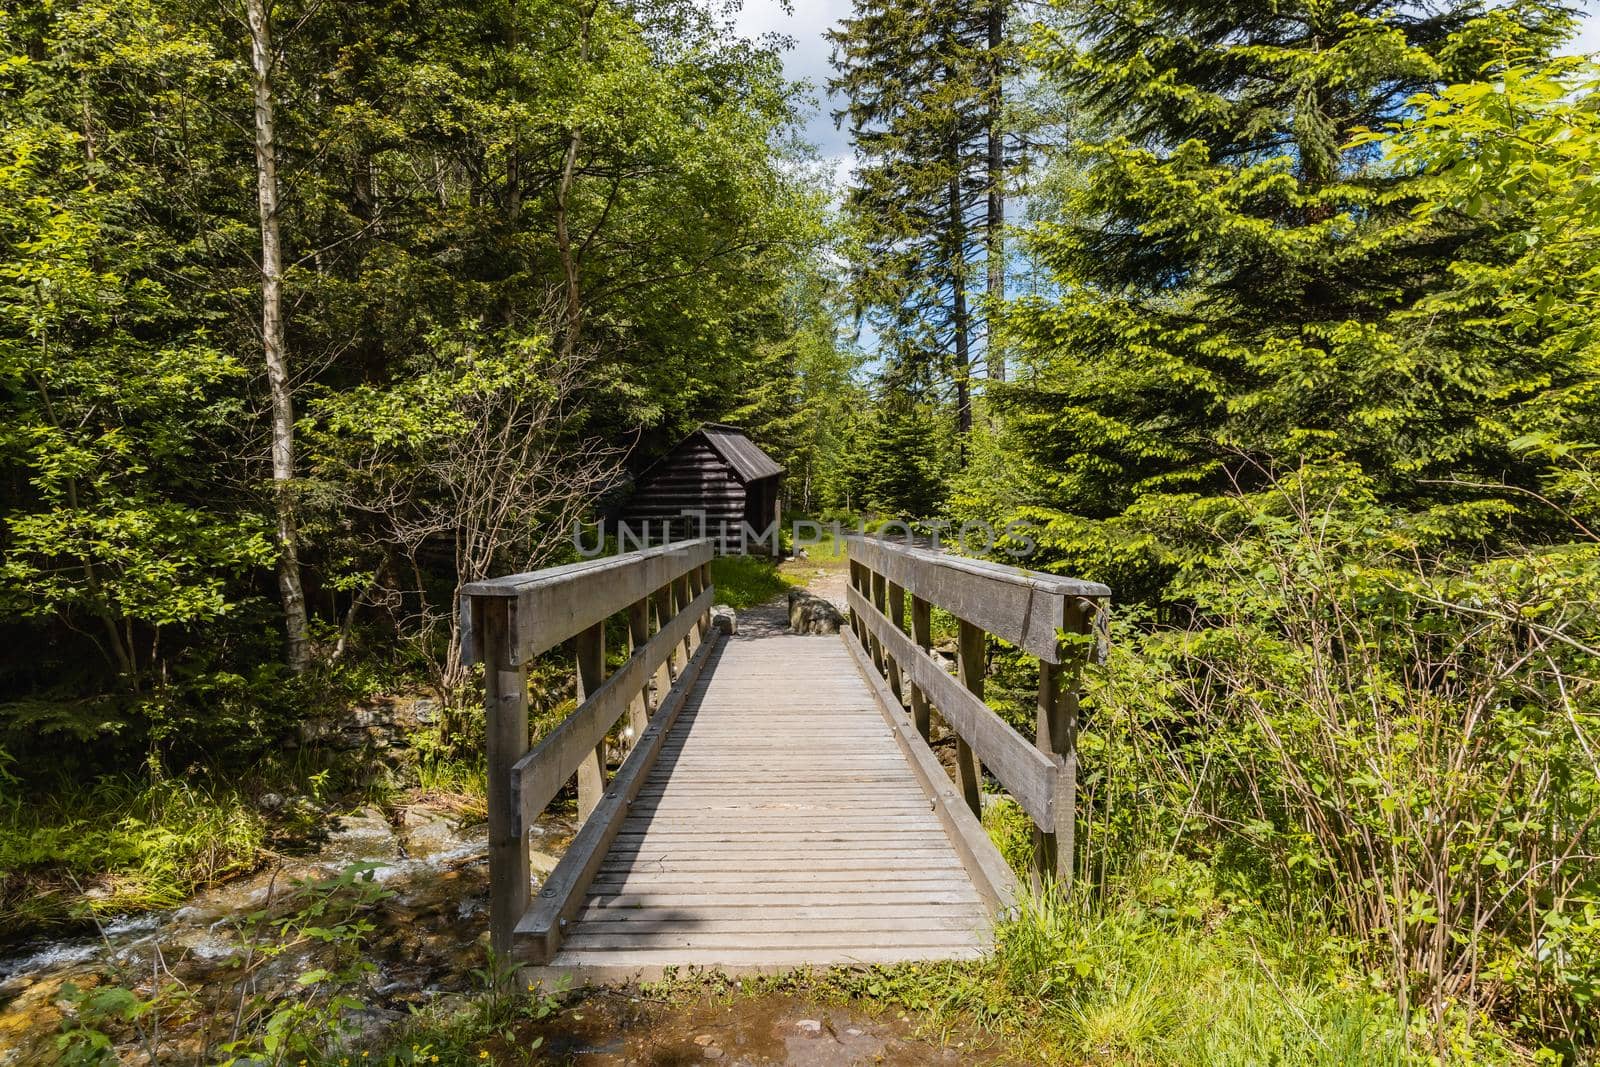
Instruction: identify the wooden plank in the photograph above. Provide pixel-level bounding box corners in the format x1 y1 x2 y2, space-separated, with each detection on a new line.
562 931 983 951
847 585 1058 827
583 890 982 907
512 628 723 963
566 916 984 934
461 538 714 665
576 904 987 923
847 537 1107 663
842 629 1021 917
511 585 715 827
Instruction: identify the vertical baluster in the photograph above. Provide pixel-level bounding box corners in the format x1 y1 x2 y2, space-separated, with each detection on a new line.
626 597 652 735
652 583 678 684
955 620 986 818
1034 598 1092 893
868 570 888 674
480 596 529 956
676 572 697 657
885 580 907 706
575 621 606 822
909 595 932 741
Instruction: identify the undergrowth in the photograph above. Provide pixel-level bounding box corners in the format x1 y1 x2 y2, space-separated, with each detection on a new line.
0 774 266 929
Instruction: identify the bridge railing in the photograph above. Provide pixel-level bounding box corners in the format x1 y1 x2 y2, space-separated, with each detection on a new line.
844 536 1110 895
461 538 719 957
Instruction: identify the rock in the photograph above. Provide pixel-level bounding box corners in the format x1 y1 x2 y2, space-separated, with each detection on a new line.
530 851 560 878
257 792 285 813
326 807 397 861
787 589 843 635
400 813 473 860
703 1048 724 1060
710 604 738 634
796 1019 823 1035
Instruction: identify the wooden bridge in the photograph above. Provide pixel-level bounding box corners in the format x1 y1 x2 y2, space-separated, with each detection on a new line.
462 537 1109 980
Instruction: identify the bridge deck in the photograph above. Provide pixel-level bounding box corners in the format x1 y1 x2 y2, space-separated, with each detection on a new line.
545 618 991 977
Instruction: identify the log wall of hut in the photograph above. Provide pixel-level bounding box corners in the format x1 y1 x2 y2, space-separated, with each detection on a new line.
620 438 747 547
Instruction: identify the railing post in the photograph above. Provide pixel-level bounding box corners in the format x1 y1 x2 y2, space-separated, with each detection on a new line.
626 597 652 734
885 581 906 706
847 558 864 640
652 583 678 684
1033 598 1092 893
575 621 606 822
479 595 529 956
675 573 696 658
868 570 889 675
690 563 709 640
955 620 986 818
909 595 932 740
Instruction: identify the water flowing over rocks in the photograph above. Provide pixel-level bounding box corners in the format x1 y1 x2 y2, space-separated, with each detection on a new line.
0 802 575 1064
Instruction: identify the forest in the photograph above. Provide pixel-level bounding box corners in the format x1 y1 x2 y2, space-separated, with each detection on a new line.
2 0 1599 1063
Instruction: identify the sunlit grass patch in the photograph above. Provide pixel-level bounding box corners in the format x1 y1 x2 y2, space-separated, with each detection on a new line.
708 554 795 609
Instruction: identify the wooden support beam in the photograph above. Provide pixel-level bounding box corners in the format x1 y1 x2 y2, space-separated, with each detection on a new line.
575 622 606 822
956 620 986 818
885 581 906 706
651 584 678 684
909 595 932 741
1033 599 1091 893
626 597 651 736
845 587 1058 827
868 570 888 675
675 574 696 659
479 596 529 957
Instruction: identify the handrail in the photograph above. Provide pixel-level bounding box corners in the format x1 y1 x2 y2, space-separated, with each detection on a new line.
844 536 1110 892
463 538 717 956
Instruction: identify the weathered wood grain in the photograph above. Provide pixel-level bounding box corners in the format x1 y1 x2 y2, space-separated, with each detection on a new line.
846 585 1060 827
534 624 992 979
510 585 715 828
514 627 723 963
847 537 1108 663
462 538 713 665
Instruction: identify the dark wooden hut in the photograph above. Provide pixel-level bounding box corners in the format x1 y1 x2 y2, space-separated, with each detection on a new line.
617 424 784 553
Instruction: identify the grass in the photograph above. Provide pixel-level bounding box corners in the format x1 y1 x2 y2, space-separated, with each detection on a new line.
708 554 795 609
0 773 267 929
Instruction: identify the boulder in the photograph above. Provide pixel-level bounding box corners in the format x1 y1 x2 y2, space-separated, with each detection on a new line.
710 604 738 634
787 589 843 635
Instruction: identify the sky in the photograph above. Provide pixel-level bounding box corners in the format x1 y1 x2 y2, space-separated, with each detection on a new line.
734 0 1600 187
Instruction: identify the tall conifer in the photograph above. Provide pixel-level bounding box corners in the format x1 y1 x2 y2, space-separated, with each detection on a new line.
984 0 1576 598
829 0 1013 446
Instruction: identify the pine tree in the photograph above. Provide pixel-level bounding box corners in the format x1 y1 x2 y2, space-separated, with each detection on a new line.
829 0 1012 444
981 0 1578 600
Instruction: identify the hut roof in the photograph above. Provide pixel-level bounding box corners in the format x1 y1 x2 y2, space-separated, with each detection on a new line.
698 424 783 482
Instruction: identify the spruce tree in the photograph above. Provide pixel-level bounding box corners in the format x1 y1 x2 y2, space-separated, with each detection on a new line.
982 0 1577 600
829 0 1012 443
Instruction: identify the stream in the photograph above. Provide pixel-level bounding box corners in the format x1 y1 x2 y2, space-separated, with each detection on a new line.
0 803 573 1064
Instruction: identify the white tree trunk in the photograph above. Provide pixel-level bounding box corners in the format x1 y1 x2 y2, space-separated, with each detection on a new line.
247 0 310 673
